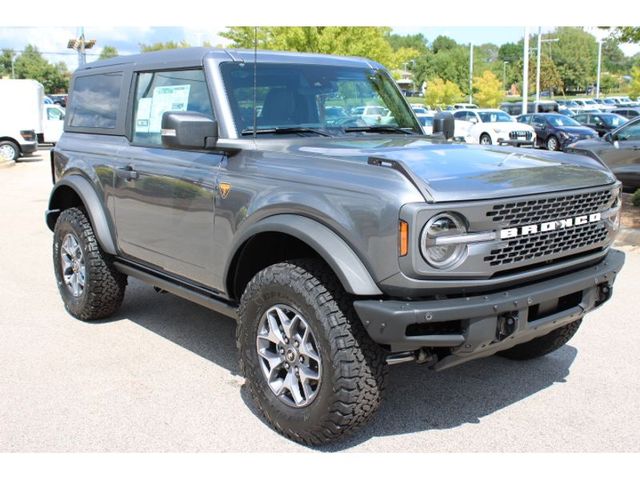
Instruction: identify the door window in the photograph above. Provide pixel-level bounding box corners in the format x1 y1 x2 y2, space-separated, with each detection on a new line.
132 69 214 146
616 121 640 141
47 107 64 120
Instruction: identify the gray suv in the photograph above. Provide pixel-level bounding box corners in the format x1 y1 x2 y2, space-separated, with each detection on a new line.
46 48 625 446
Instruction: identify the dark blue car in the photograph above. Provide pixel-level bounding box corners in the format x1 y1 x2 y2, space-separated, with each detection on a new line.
517 113 598 151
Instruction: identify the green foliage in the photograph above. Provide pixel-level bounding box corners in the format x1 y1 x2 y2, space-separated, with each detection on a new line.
98 45 119 60
425 78 463 107
1 48 15 77
547 27 598 91
498 41 522 63
221 27 399 69
473 70 503 107
630 66 640 100
602 38 630 74
633 188 640 208
386 33 428 55
432 35 458 54
611 27 640 44
139 40 191 52
601 72 622 94
14 45 68 93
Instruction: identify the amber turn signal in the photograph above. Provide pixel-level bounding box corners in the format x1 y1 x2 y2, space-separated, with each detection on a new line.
399 220 409 257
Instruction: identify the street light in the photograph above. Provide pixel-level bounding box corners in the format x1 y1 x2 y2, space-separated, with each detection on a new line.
535 29 559 103
469 43 474 104
67 27 96 67
596 39 603 99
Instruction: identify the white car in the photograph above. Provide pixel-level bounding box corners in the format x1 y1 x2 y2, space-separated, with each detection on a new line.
453 102 478 110
453 109 536 146
416 113 435 134
573 99 601 111
351 105 389 125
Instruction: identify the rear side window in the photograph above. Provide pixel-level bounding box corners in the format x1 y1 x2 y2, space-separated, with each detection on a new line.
68 72 123 129
132 69 214 146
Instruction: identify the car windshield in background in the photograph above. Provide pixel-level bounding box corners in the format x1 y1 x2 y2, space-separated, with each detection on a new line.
547 115 581 127
478 111 512 123
220 62 421 136
419 116 434 126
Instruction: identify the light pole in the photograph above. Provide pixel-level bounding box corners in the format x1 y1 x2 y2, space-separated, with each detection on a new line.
523 28 529 114
596 39 603 99
67 27 96 67
534 32 559 103
469 43 474 104
503 61 509 94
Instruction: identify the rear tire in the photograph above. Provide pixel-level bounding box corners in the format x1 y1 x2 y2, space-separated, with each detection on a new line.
498 319 582 360
53 207 126 321
237 259 387 446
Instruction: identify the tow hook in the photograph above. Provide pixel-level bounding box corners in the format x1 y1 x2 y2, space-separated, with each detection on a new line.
386 349 437 366
496 313 517 341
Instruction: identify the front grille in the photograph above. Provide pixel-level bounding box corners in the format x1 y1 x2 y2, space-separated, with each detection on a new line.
487 188 614 226
509 130 532 139
484 222 608 267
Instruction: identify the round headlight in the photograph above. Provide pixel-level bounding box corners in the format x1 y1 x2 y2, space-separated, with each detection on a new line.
420 213 468 269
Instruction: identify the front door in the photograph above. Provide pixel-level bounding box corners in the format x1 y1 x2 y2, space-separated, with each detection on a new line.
113 68 223 287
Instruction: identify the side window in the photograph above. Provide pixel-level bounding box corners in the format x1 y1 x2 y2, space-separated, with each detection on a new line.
532 115 545 126
132 69 214 146
617 121 640 141
574 114 586 123
47 107 64 120
68 72 123 129
453 111 466 120
519 115 530 124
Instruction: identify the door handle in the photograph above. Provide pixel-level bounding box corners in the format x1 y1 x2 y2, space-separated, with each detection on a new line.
116 165 139 181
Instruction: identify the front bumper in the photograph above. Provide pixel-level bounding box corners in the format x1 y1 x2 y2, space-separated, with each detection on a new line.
354 249 625 369
497 138 534 146
20 142 38 155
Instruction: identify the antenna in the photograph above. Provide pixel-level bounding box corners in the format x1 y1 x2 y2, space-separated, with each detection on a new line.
252 27 258 141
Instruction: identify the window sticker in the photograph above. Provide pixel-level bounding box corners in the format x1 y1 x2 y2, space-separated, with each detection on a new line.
135 84 191 133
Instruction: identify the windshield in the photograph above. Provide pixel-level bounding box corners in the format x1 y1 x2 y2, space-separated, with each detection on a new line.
478 111 512 123
220 62 421 136
584 100 597 105
418 116 434 126
546 115 580 127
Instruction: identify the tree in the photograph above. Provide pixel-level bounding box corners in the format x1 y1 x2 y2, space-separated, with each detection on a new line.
1 48 15 77
610 27 640 44
547 27 598 92
386 33 428 56
431 35 458 54
221 27 397 68
14 45 68 93
629 66 640 100
498 41 522 63
473 70 503 107
139 40 190 52
602 38 629 74
425 78 463 107
99 45 119 60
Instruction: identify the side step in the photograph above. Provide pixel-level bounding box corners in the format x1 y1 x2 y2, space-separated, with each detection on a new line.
113 261 239 321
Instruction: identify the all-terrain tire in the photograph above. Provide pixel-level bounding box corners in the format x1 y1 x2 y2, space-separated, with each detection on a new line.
53 207 126 320
497 319 582 360
237 259 388 446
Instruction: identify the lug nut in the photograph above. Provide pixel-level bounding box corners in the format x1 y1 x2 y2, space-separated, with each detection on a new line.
284 337 289 344
294 341 299 347
284 363 289 369
299 355 304 362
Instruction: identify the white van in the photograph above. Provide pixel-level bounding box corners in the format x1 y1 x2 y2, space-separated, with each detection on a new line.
0 79 41 161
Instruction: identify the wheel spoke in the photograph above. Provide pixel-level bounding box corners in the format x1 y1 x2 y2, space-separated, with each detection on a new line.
299 328 321 364
257 348 284 380
275 307 295 339
71 273 80 297
299 364 320 383
284 370 304 405
262 310 286 345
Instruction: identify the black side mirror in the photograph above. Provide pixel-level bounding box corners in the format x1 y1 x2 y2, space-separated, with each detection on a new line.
432 112 455 139
161 111 218 149
604 132 613 143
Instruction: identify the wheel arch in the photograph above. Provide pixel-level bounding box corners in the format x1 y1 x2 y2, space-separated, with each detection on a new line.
46 175 117 255
225 214 383 300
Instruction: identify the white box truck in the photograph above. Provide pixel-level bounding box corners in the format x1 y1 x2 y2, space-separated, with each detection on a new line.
0 79 41 161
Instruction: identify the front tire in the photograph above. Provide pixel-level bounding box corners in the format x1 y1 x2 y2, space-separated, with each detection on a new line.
479 133 492 145
237 260 387 446
53 207 126 321
546 135 560 151
497 319 582 360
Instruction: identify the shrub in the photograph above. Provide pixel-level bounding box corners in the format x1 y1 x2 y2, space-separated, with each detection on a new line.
633 188 640 207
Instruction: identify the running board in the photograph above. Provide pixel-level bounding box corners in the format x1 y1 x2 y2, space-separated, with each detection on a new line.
113 261 239 321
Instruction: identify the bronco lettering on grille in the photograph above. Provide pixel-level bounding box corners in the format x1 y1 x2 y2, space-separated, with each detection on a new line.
500 213 602 240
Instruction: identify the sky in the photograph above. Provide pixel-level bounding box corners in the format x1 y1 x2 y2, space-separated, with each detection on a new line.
1 26 639 72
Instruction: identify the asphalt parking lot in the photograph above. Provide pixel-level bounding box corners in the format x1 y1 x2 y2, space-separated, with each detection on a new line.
1 147 639 452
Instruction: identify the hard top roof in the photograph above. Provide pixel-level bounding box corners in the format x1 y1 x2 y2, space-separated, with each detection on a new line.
77 47 381 72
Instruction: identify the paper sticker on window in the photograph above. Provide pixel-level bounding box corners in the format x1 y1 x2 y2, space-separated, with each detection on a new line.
135 84 191 133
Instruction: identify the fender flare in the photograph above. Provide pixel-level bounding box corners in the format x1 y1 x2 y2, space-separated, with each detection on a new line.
46 175 117 255
226 214 383 296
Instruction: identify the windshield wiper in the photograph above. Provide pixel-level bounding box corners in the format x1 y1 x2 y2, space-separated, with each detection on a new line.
343 125 417 135
241 127 332 137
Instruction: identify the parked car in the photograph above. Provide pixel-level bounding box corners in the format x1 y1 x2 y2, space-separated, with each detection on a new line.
45 47 625 446
566 116 640 190
517 113 598 151
49 94 68 108
557 99 580 110
351 105 389 125
416 113 435 134
572 112 628 137
573 99 601 111
558 106 577 117
500 100 559 116
453 108 535 146
41 104 65 144
611 108 640 120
